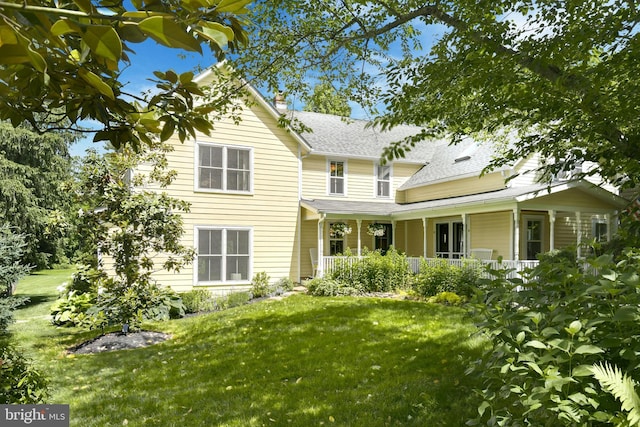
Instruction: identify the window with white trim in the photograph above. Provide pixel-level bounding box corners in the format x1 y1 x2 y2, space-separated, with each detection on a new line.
376 164 391 198
329 160 345 195
592 218 608 242
197 143 252 192
197 227 251 283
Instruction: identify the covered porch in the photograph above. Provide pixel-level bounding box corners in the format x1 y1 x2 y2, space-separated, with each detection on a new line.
300 181 628 279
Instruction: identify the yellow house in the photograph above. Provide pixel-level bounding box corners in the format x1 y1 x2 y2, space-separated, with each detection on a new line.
152 68 628 292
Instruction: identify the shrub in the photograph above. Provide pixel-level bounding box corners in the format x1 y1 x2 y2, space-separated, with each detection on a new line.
274 277 295 293
50 292 96 327
466 249 640 426
181 289 218 314
250 272 271 298
88 281 185 331
305 277 362 296
427 291 465 306
329 247 412 293
0 224 31 297
0 341 48 404
413 259 481 298
226 291 251 308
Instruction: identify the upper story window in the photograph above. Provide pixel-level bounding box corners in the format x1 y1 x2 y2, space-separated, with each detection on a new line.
376 164 391 198
197 142 252 193
329 160 346 195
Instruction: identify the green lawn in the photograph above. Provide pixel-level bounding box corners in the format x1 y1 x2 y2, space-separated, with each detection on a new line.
11 270 486 426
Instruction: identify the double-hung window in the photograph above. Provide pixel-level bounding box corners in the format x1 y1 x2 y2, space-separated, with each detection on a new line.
376 164 391 198
197 227 251 283
197 142 252 192
329 160 345 195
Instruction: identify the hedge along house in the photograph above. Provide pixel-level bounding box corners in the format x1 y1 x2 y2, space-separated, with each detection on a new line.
144 65 628 292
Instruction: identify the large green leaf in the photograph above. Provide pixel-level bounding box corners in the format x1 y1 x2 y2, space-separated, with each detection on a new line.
195 21 234 48
0 25 18 47
82 26 122 62
51 19 81 37
138 17 202 53
214 0 252 13
78 69 115 100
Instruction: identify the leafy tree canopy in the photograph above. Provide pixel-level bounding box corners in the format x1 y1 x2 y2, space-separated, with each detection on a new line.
0 123 75 267
302 82 352 117
234 1 640 188
0 0 250 151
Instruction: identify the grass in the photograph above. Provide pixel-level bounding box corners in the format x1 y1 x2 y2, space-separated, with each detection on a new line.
10 270 487 426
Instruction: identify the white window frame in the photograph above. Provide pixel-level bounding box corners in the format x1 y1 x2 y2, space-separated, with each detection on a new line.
195 141 254 194
195 226 253 285
522 214 546 260
374 164 392 198
592 218 609 242
327 159 347 196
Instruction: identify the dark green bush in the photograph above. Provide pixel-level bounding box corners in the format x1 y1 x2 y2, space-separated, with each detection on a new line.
305 277 362 296
329 247 412 293
466 249 640 426
413 258 481 298
0 341 48 404
181 289 218 314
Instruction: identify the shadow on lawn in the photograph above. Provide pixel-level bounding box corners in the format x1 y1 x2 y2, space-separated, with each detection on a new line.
53 296 486 427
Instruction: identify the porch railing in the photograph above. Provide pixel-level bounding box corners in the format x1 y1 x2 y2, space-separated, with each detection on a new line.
322 256 540 281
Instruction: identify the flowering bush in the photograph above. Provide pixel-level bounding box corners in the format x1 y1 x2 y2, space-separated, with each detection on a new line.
367 223 385 237
329 222 352 238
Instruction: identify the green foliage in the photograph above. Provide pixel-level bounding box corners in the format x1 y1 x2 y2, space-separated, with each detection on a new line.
238 2 640 188
181 289 218 314
467 249 640 425
225 291 251 308
0 0 250 151
274 277 295 293
302 82 351 116
55 150 193 330
329 247 412 293
250 272 271 298
427 291 465 306
0 225 31 297
0 341 48 404
591 362 640 426
413 259 481 298
50 292 96 327
90 282 185 330
305 277 362 297
0 124 75 268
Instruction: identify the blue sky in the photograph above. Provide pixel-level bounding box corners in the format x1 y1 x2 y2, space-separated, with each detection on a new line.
70 42 219 157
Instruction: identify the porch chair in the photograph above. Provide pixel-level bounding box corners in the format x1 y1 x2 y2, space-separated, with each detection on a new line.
309 248 319 277
470 248 493 261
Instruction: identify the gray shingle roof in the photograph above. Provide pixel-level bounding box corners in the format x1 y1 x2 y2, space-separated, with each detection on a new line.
290 111 437 163
290 110 509 186
301 184 551 217
398 137 509 190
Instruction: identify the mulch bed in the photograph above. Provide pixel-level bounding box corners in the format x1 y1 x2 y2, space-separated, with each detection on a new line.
70 331 170 355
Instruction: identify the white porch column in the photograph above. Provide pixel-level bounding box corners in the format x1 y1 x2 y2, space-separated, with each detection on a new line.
548 210 556 252
392 220 397 248
422 217 428 258
462 213 469 258
605 213 611 242
356 219 362 256
576 211 582 258
317 215 325 276
513 208 520 260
